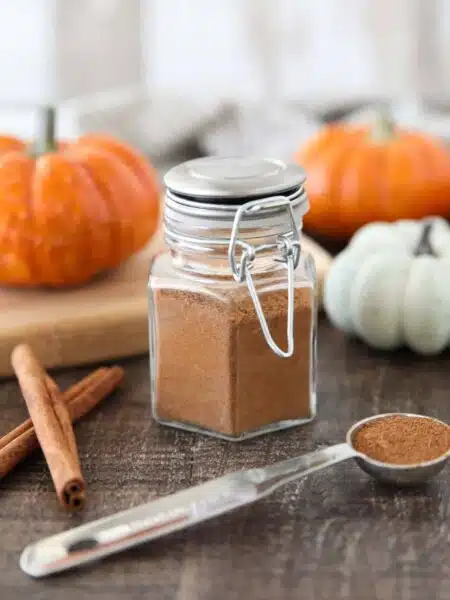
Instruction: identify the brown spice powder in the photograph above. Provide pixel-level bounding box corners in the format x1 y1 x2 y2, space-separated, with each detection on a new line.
353 415 450 465
153 286 315 437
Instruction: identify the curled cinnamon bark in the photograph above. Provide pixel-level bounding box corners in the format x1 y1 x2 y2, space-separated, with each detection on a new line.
0 367 124 486
11 344 84 510
8 343 124 512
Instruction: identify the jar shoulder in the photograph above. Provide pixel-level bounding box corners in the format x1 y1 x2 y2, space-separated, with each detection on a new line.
149 249 316 298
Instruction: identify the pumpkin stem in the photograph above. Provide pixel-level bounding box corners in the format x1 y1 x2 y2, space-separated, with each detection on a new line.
371 106 395 143
414 222 437 257
30 105 57 155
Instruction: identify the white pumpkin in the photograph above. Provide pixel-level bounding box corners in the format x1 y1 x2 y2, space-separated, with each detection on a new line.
323 217 450 354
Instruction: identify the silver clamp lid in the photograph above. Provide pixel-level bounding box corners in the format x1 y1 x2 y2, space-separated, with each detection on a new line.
163 156 306 201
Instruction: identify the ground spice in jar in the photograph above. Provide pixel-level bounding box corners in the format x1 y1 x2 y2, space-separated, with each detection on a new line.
153 285 315 438
353 415 450 465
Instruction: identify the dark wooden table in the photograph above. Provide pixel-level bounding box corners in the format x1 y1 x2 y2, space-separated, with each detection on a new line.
0 318 449 600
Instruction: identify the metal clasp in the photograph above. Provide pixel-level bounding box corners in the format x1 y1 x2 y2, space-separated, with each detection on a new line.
228 196 301 358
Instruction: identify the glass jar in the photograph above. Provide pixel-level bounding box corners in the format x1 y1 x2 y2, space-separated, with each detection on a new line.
148 156 317 441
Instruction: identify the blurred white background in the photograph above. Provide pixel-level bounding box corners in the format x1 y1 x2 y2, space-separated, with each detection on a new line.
0 0 449 164
148 0 448 108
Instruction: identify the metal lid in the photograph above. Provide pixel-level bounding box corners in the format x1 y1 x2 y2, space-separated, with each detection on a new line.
163 156 306 202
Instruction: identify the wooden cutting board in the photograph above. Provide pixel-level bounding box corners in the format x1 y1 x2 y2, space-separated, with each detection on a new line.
0 231 332 378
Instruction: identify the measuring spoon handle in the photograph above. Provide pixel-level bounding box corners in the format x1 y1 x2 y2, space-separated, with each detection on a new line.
20 444 357 578
247 443 357 495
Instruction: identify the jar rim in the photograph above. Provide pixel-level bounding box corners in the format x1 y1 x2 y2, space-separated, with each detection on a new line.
164 185 308 248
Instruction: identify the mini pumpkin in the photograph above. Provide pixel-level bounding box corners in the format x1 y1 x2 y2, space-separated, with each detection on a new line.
0 107 160 287
323 217 450 355
295 114 450 240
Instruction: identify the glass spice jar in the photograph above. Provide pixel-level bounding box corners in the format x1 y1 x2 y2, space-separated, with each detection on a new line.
148 156 317 441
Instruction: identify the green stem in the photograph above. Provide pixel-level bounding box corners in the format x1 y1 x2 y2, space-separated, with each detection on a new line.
30 105 57 156
371 107 395 143
414 222 436 257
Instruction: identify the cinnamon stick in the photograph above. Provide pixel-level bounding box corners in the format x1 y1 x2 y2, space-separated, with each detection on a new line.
66 367 124 422
47 375 81 472
0 366 123 482
0 369 102 451
11 344 85 511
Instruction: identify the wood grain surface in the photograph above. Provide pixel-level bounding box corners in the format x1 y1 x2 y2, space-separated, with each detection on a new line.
0 318 449 600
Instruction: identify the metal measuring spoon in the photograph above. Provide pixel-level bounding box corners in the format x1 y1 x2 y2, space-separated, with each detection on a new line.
346 412 449 485
20 412 448 578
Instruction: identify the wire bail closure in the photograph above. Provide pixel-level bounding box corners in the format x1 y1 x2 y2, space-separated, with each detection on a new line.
228 196 301 358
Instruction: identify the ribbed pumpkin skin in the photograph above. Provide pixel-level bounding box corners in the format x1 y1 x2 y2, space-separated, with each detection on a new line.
295 124 450 240
0 133 160 287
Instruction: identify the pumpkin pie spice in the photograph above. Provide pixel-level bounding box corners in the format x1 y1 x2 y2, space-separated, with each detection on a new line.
353 415 450 465
153 285 315 437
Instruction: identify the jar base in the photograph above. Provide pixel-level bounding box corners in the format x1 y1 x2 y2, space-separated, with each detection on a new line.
152 408 317 442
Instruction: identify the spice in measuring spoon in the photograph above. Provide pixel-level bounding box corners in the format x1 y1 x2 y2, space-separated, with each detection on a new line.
352 414 450 465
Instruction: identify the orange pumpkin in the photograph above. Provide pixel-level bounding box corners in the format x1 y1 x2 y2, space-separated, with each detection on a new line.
0 107 160 287
295 115 450 240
